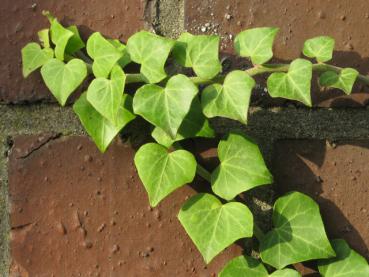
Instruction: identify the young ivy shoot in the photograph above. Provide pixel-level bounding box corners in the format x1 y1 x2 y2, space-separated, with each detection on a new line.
21 11 369 276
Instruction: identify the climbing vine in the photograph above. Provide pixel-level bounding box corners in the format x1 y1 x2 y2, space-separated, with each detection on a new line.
21 11 369 276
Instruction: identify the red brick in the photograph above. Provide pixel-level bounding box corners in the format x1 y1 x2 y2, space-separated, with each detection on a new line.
8 135 242 276
1 0 147 103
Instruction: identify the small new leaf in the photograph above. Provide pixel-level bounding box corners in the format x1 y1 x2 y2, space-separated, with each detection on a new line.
173 33 222 80
319 68 358 95
38 29 50 48
87 65 125 125
87 32 123 78
22 43 54 77
178 193 253 264
303 36 335 63
127 31 174 83
219 255 301 277
260 192 335 269
41 58 87 106
234 27 279 65
318 239 369 277
133 74 198 138
65 25 85 54
50 19 74 60
211 132 273 200
202 70 255 123
267 59 312 106
134 143 196 207
73 92 135 152
109 39 131 68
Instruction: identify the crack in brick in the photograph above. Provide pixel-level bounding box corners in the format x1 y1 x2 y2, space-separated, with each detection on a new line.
15 133 61 159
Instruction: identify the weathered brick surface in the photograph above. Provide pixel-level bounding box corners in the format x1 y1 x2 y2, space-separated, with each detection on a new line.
272 139 369 261
185 0 369 107
8 135 242 277
1 0 148 103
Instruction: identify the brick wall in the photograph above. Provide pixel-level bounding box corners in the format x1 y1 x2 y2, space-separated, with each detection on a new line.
1 0 369 276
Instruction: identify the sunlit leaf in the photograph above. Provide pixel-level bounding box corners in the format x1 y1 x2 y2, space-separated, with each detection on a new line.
234 27 279 65
109 39 131 68
178 193 253 264
303 36 335 63
211 132 273 200
22 43 54 77
38 29 50 48
267 59 312 106
134 143 196 207
202 70 255 123
50 19 74 60
41 58 87 105
319 68 358 95
65 25 85 54
260 192 335 269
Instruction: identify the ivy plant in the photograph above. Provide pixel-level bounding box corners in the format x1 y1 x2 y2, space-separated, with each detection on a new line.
22 12 369 276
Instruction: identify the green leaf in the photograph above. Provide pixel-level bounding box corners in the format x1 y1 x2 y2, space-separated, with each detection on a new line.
219 255 301 277
127 31 174 83
41 58 87 105
318 239 369 277
133 74 198 138
152 97 215 148
38 29 50 48
260 191 335 269
86 32 123 78
65 25 85 54
319 68 358 95
172 33 222 80
234 27 279 65
211 132 273 200
87 65 125 125
267 59 312 106
73 92 135 152
109 39 131 68
178 193 253 264
21 43 54 77
202 70 255 123
134 143 196 207
50 19 74 60
303 36 335 63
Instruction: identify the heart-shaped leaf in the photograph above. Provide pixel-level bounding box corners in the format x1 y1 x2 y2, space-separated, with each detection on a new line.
41 58 87 106
303 36 335 63
38 29 50 48
178 193 253 264
152 97 215 148
267 59 312 106
260 192 335 269
133 74 198 138
87 32 123 78
87 65 125 125
319 68 358 95
173 33 222 80
74 92 135 152
22 43 54 77
134 143 196 207
211 132 273 200
50 19 74 60
127 31 174 83
318 239 369 277
201 70 255 123
234 27 279 65
219 255 301 277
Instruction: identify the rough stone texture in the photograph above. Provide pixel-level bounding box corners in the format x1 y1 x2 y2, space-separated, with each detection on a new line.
8 136 243 276
184 0 369 107
1 0 148 103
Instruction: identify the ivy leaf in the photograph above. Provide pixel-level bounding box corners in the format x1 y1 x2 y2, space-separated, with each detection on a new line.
38 29 50 48
234 27 279 65
73 92 135 152
211 132 273 200
109 39 131 68
134 143 196 207
260 192 335 269
65 25 85 54
50 19 74 60
87 65 125 125
133 74 198 138
87 32 123 78
152 98 215 148
127 31 174 83
267 59 312 106
41 58 87 106
201 70 255 123
219 255 301 277
319 68 358 95
178 193 253 264
173 33 222 80
318 239 369 277
21 43 54 77
303 36 335 63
